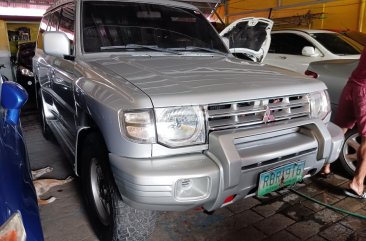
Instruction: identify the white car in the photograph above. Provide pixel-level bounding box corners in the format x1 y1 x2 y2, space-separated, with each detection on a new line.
263 29 362 74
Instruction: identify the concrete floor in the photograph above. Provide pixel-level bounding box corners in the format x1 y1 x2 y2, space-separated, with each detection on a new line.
22 111 366 241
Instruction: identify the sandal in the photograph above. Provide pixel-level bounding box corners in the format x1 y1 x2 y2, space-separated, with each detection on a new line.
344 188 366 199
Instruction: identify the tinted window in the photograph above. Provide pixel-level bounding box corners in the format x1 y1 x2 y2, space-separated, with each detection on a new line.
36 14 49 49
59 3 75 54
311 33 361 55
269 33 314 55
82 1 227 54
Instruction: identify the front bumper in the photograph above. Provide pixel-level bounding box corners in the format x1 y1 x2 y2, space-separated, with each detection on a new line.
109 119 343 212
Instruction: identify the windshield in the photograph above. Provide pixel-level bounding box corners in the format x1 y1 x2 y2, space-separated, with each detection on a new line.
82 1 228 54
311 33 362 55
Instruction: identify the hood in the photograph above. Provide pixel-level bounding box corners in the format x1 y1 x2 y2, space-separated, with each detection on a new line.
220 18 273 63
86 55 326 107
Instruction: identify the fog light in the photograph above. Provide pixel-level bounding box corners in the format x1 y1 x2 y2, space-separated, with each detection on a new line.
175 177 210 201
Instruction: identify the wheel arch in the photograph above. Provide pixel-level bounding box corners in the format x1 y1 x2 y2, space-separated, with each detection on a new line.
75 112 107 176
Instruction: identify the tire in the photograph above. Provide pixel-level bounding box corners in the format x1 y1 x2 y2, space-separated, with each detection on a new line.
339 129 359 176
80 132 157 241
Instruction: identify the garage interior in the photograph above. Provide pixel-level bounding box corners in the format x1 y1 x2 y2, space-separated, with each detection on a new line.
1 0 366 240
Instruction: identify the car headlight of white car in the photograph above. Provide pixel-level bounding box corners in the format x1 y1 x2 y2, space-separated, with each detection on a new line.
309 90 330 120
121 106 206 147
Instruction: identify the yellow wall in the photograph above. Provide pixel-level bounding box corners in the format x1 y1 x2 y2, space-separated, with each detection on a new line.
214 0 366 32
6 22 39 42
7 22 39 55
0 20 10 54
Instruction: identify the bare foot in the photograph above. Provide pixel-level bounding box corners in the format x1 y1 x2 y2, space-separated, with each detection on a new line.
323 164 331 174
349 182 364 196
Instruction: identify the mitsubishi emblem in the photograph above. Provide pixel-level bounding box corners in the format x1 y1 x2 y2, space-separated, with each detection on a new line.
263 106 275 123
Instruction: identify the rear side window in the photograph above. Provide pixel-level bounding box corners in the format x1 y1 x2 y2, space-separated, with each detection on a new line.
59 3 75 54
269 33 314 55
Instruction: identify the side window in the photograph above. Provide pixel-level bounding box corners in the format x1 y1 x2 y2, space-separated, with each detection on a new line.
59 3 76 55
36 14 49 50
269 33 315 55
47 9 61 31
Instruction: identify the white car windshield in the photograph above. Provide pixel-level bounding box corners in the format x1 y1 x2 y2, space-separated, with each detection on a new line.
82 1 228 54
311 33 362 55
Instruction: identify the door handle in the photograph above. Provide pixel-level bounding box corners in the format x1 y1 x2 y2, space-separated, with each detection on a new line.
279 56 287 60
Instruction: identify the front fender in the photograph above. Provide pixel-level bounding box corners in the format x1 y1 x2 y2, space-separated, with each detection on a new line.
73 76 154 159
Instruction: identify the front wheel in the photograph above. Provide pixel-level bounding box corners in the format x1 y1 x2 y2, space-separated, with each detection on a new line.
81 132 157 241
339 129 359 176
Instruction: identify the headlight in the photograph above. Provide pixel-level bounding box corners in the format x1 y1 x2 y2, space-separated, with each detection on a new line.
309 90 330 120
0 212 26 241
155 106 205 147
19 66 34 77
121 109 155 143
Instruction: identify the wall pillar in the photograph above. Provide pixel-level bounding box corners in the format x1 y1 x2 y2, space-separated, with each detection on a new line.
359 0 366 32
0 20 13 82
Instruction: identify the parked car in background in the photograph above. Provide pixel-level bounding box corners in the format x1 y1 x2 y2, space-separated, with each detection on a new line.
264 29 362 74
33 0 344 240
306 59 359 176
0 76 44 241
15 41 36 109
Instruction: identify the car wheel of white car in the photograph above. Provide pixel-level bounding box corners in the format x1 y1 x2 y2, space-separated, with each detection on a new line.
81 132 157 241
339 129 359 176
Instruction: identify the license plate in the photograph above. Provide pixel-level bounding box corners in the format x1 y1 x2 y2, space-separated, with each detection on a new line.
257 161 305 197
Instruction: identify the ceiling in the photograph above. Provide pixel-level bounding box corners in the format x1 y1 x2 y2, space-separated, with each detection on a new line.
0 0 222 21
0 0 56 6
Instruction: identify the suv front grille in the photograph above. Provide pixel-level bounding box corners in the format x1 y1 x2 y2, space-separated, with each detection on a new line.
207 94 310 131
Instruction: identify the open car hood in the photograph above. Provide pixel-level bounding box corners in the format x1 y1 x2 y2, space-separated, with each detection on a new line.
220 17 273 63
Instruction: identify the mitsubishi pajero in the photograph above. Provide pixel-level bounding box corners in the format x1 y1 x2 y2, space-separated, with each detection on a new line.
33 0 344 240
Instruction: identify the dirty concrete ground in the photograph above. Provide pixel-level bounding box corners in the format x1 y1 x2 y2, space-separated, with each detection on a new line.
21 111 366 241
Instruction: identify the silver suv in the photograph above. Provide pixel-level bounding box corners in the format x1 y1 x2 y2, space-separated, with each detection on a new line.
33 0 344 240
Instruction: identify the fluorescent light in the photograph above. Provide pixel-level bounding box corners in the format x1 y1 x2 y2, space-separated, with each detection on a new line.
0 7 47 17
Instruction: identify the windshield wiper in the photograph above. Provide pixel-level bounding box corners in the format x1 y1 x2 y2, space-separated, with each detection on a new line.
175 46 227 55
100 44 181 55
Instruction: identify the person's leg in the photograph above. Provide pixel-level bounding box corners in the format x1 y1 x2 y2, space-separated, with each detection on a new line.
349 136 366 195
322 164 331 174
321 128 348 175
348 84 366 196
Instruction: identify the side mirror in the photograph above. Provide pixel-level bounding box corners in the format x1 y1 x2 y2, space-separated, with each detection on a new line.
302 46 319 57
43 31 70 57
221 37 230 48
1 82 28 125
